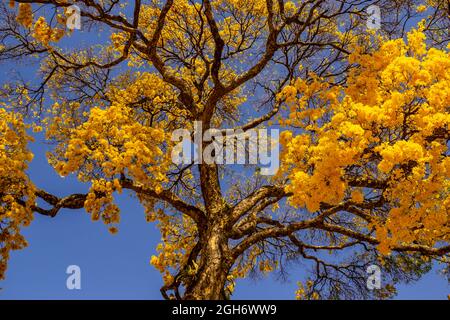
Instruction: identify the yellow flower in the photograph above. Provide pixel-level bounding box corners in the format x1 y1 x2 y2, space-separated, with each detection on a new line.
416 5 427 13
108 226 119 235
16 3 33 28
351 190 364 203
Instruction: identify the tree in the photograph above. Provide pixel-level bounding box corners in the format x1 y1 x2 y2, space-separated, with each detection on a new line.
0 0 448 300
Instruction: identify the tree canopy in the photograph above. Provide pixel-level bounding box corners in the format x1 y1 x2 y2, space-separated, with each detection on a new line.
0 0 449 300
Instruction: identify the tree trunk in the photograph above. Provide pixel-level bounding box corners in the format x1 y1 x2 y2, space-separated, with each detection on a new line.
184 225 231 300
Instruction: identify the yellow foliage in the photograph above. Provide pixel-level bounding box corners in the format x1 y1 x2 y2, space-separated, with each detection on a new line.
0 107 35 280
32 17 65 45
47 103 169 227
281 29 450 255
16 3 33 28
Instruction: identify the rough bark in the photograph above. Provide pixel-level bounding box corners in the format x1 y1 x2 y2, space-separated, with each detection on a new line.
184 224 232 300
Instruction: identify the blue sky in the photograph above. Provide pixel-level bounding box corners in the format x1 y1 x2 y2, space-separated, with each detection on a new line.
0 2 449 300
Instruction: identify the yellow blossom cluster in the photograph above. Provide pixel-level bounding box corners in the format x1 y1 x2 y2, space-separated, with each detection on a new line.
376 141 425 173
13 2 67 46
280 28 450 254
15 3 33 28
150 212 198 286
215 0 267 16
0 107 35 280
416 4 428 13
84 179 121 231
107 72 178 111
47 103 170 227
32 17 65 46
295 281 320 300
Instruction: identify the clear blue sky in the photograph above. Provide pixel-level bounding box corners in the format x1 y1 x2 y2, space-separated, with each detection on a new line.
0 3 448 300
